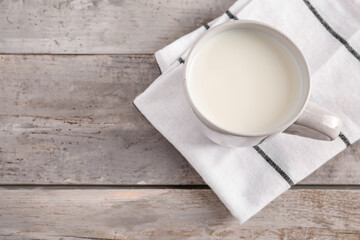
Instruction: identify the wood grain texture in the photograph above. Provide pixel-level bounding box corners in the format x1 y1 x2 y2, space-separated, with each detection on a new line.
0 54 359 185
0 0 235 54
0 54 203 185
0 189 360 239
0 0 358 238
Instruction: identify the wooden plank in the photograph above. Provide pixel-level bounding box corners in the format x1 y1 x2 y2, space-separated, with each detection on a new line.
0 189 360 239
0 55 359 185
0 0 235 54
0 54 203 185
300 141 360 185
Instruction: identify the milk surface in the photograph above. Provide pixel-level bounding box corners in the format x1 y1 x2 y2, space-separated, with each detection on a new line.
187 29 303 135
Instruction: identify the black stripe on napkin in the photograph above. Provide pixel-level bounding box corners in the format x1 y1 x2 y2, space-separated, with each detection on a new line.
253 146 294 186
225 10 239 20
339 132 351 147
303 0 360 62
178 57 185 64
203 23 210 30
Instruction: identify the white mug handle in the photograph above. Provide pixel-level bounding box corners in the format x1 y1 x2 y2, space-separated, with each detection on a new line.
284 102 342 140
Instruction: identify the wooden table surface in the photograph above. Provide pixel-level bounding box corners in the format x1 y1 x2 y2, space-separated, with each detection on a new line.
0 0 359 239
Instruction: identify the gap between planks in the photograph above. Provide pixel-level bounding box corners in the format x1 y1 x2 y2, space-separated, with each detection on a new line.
1 184 360 190
0 53 155 56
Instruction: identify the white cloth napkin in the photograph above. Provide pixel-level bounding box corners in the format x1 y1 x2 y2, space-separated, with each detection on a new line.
134 0 360 223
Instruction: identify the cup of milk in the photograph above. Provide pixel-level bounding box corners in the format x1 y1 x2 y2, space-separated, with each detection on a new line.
184 20 342 147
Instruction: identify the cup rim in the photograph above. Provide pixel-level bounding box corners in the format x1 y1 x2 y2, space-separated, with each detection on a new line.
184 20 311 138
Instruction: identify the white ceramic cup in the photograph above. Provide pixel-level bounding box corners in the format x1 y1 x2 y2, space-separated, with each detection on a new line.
184 20 342 147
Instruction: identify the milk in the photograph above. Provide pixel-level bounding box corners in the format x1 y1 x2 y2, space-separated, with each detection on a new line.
187 29 303 135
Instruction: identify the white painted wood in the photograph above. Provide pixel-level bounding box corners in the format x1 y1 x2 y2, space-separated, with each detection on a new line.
0 0 235 54
0 189 359 239
0 54 202 185
0 55 358 185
